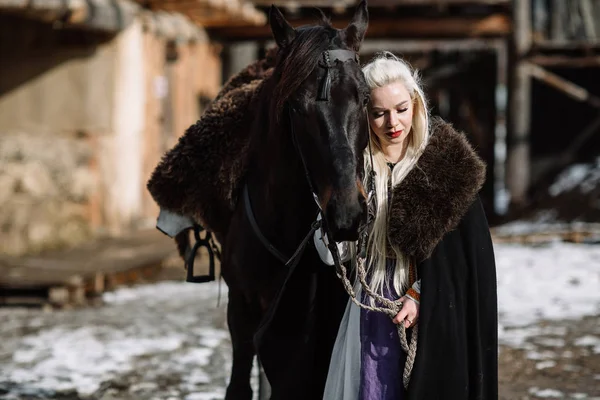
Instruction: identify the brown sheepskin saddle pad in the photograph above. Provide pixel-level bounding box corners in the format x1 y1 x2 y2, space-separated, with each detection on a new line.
146 48 277 235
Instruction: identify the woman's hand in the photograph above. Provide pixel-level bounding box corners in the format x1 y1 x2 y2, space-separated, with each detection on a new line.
393 295 419 328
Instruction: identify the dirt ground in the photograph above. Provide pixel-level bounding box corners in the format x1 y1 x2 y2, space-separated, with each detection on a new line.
498 316 599 400
0 280 598 400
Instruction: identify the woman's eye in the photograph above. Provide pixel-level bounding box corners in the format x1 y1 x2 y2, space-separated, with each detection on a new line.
372 112 384 118
397 108 409 113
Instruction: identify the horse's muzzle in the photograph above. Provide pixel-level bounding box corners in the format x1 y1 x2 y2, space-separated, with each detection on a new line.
325 190 367 242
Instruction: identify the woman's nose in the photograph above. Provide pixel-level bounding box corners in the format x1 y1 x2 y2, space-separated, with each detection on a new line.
387 112 398 128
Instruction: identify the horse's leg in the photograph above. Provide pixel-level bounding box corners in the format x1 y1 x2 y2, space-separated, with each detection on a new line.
225 285 261 400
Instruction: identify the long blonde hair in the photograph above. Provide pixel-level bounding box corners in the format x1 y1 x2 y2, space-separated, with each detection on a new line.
361 52 430 298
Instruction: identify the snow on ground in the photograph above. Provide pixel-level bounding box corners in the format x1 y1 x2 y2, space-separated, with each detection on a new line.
0 241 598 399
0 281 238 400
495 241 600 348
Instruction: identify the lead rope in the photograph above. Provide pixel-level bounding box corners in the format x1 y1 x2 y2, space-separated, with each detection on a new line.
327 113 418 389
332 253 418 390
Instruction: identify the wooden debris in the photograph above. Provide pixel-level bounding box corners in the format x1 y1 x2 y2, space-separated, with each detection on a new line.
491 224 600 245
0 229 181 308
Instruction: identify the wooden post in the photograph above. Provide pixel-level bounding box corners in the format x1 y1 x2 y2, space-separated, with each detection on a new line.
580 0 597 39
506 0 532 210
494 40 509 215
550 0 566 41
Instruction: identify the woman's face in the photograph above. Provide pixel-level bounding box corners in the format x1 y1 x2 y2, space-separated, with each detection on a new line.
368 81 414 147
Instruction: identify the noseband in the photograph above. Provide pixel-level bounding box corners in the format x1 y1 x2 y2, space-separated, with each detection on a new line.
243 48 375 271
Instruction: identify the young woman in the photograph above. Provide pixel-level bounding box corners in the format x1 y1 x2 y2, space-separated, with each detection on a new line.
323 52 498 400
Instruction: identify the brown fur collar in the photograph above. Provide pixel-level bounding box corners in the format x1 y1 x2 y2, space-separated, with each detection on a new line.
387 117 486 262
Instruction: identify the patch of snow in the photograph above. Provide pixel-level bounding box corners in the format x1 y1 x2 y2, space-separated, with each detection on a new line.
496 242 600 337
8 326 184 396
549 164 591 197
571 393 588 399
185 390 225 400
498 325 539 349
562 350 573 358
563 365 582 372
529 387 564 398
175 348 214 367
574 335 600 354
535 338 566 348
102 280 224 305
527 350 556 360
535 360 556 370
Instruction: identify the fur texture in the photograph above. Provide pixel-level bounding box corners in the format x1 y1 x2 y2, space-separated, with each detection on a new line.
388 117 486 262
146 51 276 234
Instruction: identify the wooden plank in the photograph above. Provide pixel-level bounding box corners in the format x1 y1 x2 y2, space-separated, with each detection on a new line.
491 229 600 245
207 13 511 40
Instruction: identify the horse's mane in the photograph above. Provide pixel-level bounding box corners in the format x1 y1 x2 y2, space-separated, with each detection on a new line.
270 23 337 117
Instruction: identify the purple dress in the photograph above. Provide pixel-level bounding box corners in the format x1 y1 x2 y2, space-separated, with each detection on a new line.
359 259 407 399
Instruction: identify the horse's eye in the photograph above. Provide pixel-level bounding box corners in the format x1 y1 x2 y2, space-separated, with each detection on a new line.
362 95 370 107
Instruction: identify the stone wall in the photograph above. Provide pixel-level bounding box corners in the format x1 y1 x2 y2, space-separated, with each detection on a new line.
0 131 95 255
0 13 223 256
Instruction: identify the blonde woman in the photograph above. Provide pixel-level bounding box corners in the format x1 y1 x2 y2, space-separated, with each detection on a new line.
324 52 498 399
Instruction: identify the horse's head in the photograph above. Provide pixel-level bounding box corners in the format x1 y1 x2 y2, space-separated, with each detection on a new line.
269 1 370 242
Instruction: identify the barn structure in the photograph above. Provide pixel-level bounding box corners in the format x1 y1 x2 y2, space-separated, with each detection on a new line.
141 0 600 224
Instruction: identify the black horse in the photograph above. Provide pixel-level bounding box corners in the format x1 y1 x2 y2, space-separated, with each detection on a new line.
221 3 370 399
148 2 370 398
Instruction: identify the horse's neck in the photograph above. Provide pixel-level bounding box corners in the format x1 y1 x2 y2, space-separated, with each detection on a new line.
248 123 317 253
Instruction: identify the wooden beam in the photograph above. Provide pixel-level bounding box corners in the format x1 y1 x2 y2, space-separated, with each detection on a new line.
360 38 504 54
0 0 138 33
147 0 266 26
528 63 600 109
207 13 511 40
532 40 600 50
528 54 600 68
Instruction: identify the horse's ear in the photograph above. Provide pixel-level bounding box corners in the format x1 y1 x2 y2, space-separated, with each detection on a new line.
269 5 296 49
345 0 369 52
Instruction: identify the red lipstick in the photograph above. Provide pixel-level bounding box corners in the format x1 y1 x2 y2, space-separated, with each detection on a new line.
386 130 403 139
